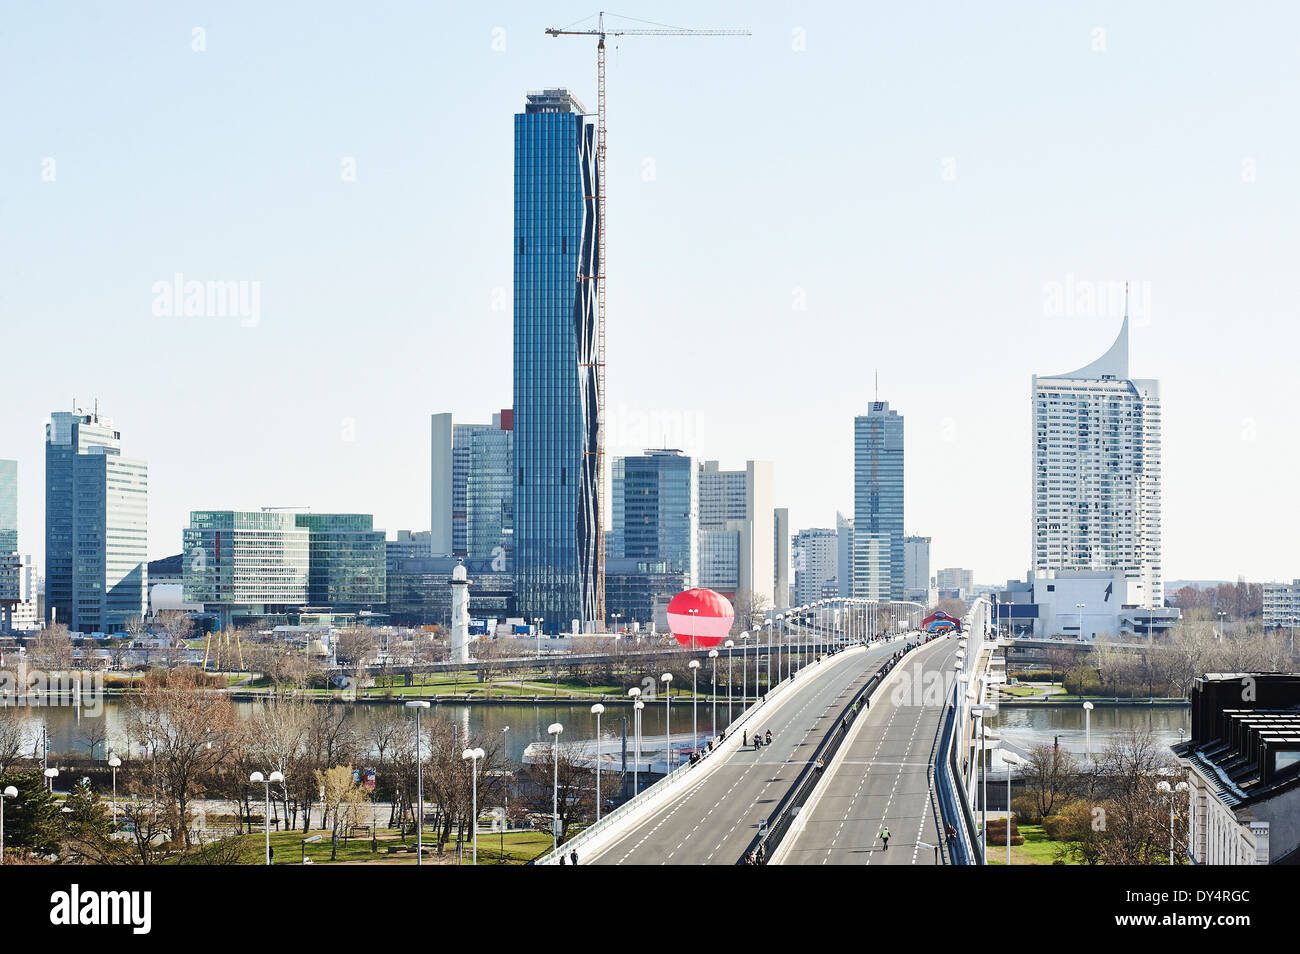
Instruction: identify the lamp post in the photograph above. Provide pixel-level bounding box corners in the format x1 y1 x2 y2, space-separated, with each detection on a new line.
43 767 58 794
0 785 16 865
107 754 121 829
971 704 995 862
708 650 719 738
1082 701 1094 759
687 660 700 752
740 632 750 708
406 700 430 864
687 606 699 648
661 673 673 772
590 704 605 820
628 687 642 795
249 770 285 865
461 746 485 864
1156 780 1190 864
1075 602 1086 640
533 617 544 656
547 722 563 851
1217 611 1227 642
724 640 734 725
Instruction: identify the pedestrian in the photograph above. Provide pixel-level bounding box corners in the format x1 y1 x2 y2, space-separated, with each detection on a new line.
880 827 890 851
570 849 578 866
560 854 566 865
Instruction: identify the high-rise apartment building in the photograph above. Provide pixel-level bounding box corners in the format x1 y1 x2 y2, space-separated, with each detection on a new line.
903 535 932 604
1032 312 1163 607
793 527 838 606
45 408 148 632
853 402 904 601
697 460 775 607
512 88 601 633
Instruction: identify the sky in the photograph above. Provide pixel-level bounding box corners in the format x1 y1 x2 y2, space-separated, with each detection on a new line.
2 2 1298 586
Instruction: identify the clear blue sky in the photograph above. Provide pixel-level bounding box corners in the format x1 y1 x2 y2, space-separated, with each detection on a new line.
2 2 1297 585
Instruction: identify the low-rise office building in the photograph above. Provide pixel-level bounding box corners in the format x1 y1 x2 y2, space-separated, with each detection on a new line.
998 569 1179 639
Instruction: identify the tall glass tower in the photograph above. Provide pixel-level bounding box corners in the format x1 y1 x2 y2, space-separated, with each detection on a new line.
45 408 148 632
512 88 601 633
853 402 904 601
613 450 697 586
0 459 16 554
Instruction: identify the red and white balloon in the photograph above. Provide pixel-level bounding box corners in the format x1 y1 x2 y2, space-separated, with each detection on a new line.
666 588 734 648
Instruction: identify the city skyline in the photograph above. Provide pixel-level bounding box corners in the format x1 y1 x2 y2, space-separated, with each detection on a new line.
3 4 1298 586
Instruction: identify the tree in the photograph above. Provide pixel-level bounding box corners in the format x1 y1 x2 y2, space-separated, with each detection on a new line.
315 764 369 860
1092 727 1184 865
729 590 771 635
60 778 123 864
1022 743 1077 820
0 771 60 858
0 707 24 776
525 740 592 844
127 667 237 847
26 626 76 672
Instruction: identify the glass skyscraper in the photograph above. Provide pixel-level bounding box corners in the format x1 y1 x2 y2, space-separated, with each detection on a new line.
0 459 16 554
612 449 696 586
45 409 148 632
294 513 386 608
512 88 601 632
853 401 904 601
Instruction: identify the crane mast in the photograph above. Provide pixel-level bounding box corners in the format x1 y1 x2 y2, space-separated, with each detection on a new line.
545 12 749 626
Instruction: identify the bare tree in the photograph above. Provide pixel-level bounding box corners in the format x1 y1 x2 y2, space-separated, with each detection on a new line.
1022 743 1078 820
0 707 26 775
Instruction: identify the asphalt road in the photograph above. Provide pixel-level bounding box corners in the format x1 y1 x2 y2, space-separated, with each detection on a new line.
778 637 960 866
587 639 907 865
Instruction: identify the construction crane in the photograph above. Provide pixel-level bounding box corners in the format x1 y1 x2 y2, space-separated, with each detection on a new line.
545 12 749 625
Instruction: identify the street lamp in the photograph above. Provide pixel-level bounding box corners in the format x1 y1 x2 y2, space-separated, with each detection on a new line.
42 767 58 794
406 700 431 864
547 723 563 851
1082 701 1094 759
661 673 673 772
461 747 485 865
687 606 700 648
724 639 735 726
708 650 720 738
0 785 17 865
628 687 642 795
687 660 700 754
533 617 544 657
249 769 285 865
107 754 121 829
1075 602 1086 640
740 632 750 708
1156 780 1190 865
590 704 605 820
972 701 987 868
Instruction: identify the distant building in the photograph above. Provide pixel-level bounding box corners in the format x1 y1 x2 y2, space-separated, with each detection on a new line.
431 411 514 561
697 460 775 607
1032 307 1163 607
853 402 904 601
1263 581 1300 630
1174 673 1300 864
294 514 387 610
45 408 148 633
793 528 838 607
903 535 931 605
0 552 39 633
386 530 432 568
997 569 1179 639
0 459 16 554
773 508 790 611
183 510 309 627
836 512 853 597
936 567 974 599
385 555 512 627
612 449 696 586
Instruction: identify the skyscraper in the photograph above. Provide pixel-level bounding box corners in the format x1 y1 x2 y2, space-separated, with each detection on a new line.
697 460 775 607
612 449 697 585
1032 310 1163 607
793 527 838 605
903 535 931 604
512 89 601 632
853 402 904 601
431 411 514 564
0 459 16 553
45 408 148 632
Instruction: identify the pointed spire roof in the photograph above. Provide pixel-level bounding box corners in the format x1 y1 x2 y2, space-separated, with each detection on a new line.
1044 283 1130 380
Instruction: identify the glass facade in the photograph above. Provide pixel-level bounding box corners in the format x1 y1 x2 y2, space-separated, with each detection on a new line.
45 410 148 632
182 510 309 612
612 449 696 586
466 420 514 565
853 402 904 601
0 459 16 553
294 513 386 608
512 88 601 633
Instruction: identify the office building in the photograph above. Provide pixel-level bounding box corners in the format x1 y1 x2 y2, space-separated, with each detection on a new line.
793 527 838 607
612 449 696 584
294 513 386 609
903 535 932 605
0 552 39 633
853 402 904 601
1174 674 1300 864
182 510 309 626
997 569 1179 639
697 460 775 608
512 89 601 632
1032 307 1163 607
0 459 15 554
431 411 514 560
936 567 974 599
45 408 148 632
836 512 854 597
773 507 790 610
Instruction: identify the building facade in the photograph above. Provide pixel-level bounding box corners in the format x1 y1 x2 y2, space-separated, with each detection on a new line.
182 510 309 625
512 88 601 633
793 527 838 607
294 513 386 609
1263 581 1300 630
936 566 974 599
0 459 15 554
773 507 790 610
903 535 932 605
697 460 775 607
853 402 904 601
1032 313 1163 607
45 409 148 633
836 512 854 597
612 449 696 586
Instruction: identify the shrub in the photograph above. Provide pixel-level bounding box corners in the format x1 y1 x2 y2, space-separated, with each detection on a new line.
1011 794 1043 825
986 817 1023 846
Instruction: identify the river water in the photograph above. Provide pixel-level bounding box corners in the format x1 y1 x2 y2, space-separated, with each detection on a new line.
989 703 1190 756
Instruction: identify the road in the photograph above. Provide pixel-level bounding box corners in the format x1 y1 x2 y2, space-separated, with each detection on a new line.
778 637 959 865
587 639 907 865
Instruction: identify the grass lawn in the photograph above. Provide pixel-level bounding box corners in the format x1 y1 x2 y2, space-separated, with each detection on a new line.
987 823 1075 865
196 827 554 865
